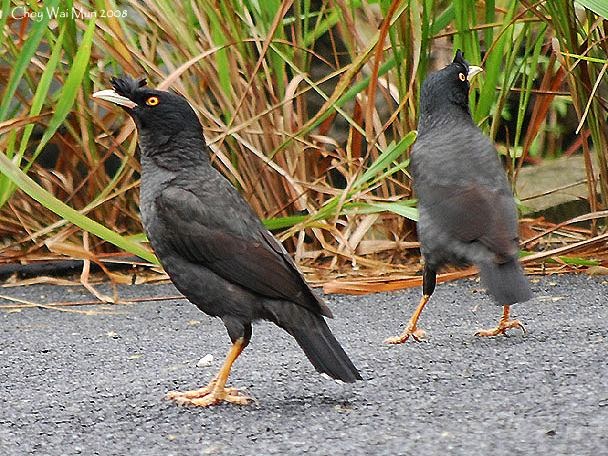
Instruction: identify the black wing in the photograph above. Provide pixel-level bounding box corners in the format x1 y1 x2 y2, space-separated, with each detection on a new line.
156 186 332 317
420 183 519 261
411 129 520 261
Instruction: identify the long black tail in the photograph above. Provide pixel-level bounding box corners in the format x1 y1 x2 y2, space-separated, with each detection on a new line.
478 258 533 305
268 302 361 383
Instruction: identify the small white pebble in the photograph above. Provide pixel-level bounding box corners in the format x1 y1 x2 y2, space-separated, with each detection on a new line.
196 354 214 368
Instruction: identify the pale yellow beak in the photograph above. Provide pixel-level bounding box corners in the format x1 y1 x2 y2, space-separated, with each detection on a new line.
93 89 137 109
467 65 483 81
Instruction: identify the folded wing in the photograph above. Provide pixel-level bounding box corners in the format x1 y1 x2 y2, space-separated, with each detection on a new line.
156 186 332 317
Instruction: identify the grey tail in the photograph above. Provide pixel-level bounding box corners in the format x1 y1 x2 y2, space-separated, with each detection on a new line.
478 258 533 305
268 303 362 383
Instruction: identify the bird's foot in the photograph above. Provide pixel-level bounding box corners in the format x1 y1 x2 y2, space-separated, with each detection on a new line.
384 326 426 345
166 383 251 407
179 389 250 407
475 319 525 337
166 382 222 400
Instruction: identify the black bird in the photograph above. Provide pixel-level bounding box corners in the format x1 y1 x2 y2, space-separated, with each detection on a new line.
386 51 533 345
93 77 361 406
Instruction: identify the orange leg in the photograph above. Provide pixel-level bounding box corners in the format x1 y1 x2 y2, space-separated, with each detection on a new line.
385 293 430 344
166 337 251 407
475 305 525 337
385 265 436 345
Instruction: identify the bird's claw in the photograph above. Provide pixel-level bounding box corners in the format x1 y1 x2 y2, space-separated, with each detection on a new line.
188 391 251 407
475 319 525 337
167 386 251 407
384 327 426 345
166 386 212 401
166 384 240 400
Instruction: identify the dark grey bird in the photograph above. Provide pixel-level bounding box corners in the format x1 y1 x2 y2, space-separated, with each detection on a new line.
93 77 360 406
386 50 533 345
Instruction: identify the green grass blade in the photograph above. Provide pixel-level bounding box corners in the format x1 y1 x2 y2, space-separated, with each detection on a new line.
520 250 600 266
263 214 308 230
0 0 10 38
15 27 66 164
576 0 608 19
25 19 96 172
474 1 517 123
561 52 608 64
206 7 232 98
512 25 546 151
431 4 454 34
0 152 158 264
353 131 417 188
0 0 59 121
351 201 419 222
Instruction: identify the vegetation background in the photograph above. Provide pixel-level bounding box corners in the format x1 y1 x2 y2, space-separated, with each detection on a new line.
0 0 606 293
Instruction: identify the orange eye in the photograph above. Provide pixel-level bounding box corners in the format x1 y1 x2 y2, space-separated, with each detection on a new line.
458 72 466 81
146 96 159 106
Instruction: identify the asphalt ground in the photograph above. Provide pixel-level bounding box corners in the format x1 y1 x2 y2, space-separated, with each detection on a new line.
1 274 607 455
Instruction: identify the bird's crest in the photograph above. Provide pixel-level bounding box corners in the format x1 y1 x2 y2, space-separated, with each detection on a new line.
452 49 469 72
110 76 147 100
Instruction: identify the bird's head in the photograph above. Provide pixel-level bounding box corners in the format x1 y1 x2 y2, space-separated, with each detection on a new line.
93 76 204 152
419 50 483 120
